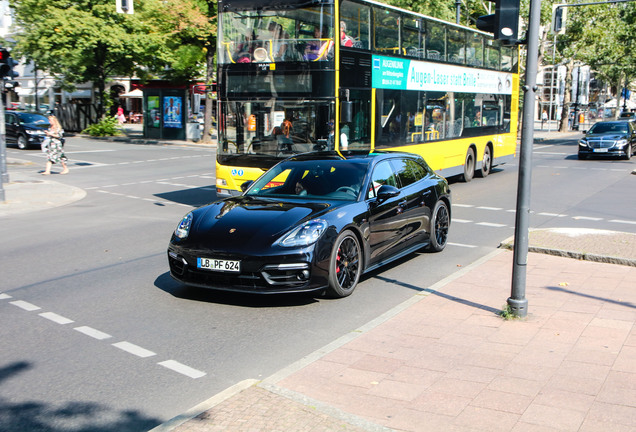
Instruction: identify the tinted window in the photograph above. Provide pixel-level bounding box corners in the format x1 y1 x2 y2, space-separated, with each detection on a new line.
391 158 427 187
368 160 397 199
589 122 629 134
18 113 48 124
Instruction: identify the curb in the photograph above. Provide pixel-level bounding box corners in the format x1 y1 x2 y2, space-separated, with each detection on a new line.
148 379 259 432
152 249 505 431
499 242 636 267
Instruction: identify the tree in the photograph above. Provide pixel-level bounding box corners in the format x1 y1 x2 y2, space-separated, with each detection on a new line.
9 0 171 117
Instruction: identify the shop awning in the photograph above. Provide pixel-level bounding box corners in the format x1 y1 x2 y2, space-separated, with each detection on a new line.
120 89 143 98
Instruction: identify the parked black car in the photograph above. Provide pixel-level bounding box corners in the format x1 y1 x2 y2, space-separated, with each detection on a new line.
168 152 451 298
5 111 49 150
618 111 636 122
579 121 636 160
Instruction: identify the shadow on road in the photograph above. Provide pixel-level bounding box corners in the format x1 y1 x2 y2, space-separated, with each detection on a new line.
154 186 219 207
0 362 161 432
154 272 320 308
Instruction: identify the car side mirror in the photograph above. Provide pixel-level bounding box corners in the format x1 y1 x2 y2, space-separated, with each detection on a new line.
581 130 587 134
376 184 400 202
240 180 253 192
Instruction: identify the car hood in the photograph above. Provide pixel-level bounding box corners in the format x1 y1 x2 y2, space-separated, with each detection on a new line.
184 196 345 252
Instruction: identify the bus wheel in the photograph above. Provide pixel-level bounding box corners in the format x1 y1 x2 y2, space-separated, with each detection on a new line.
462 148 475 182
478 146 492 178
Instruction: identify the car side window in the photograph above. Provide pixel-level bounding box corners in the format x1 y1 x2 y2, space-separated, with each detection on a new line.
367 160 398 199
390 158 427 188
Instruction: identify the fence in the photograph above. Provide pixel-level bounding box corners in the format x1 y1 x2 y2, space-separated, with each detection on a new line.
54 103 101 132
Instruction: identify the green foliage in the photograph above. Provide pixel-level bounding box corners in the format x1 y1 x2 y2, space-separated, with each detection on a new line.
499 304 519 320
82 116 120 137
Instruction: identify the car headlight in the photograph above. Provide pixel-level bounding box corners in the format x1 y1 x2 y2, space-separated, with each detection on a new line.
615 139 628 147
578 139 588 147
277 219 328 247
174 212 193 239
26 130 45 135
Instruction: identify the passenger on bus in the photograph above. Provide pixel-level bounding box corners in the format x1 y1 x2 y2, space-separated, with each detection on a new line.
268 22 288 60
305 26 332 60
340 21 353 47
236 31 256 63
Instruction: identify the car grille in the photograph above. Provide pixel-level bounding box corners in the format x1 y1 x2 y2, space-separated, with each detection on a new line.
587 138 617 149
168 253 309 291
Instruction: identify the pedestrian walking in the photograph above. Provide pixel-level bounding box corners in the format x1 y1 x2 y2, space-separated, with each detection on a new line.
42 114 69 175
541 109 548 130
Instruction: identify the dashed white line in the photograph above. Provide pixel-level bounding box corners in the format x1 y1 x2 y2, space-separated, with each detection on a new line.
453 204 474 208
477 206 502 211
39 312 74 325
476 222 508 228
113 341 157 358
538 212 567 217
572 216 603 221
448 242 478 248
158 360 206 379
0 293 12 300
10 300 41 311
74 326 112 340
610 219 636 225
452 218 473 223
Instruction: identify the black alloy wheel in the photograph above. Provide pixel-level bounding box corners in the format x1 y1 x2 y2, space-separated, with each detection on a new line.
463 148 475 182
17 135 28 150
428 200 450 252
478 145 492 178
624 144 632 160
327 230 361 298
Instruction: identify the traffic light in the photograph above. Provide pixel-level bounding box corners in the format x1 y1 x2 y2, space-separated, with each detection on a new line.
476 0 521 45
552 5 566 34
0 48 19 79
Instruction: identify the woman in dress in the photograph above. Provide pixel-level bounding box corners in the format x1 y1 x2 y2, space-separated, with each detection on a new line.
43 115 69 175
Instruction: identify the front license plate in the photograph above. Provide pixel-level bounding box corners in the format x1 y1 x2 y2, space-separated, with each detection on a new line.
197 257 240 272
593 148 609 153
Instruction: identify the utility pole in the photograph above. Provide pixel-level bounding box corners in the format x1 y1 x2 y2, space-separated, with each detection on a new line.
456 0 462 24
509 0 541 318
0 79 8 202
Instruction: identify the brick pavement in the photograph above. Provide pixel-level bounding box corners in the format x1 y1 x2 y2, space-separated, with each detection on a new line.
159 250 636 432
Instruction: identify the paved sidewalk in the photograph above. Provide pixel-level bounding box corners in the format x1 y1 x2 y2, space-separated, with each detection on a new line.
156 241 636 432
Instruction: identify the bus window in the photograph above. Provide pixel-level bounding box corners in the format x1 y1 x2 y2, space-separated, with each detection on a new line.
402 17 422 58
341 0 370 49
426 21 445 61
485 40 500 70
501 45 517 72
467 33 483 67
373 7 400 54
447 28 465 65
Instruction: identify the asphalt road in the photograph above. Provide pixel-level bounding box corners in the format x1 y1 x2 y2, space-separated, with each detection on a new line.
0 134 634 431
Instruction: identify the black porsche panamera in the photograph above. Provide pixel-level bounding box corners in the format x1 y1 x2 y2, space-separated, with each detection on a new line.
168 151 451 298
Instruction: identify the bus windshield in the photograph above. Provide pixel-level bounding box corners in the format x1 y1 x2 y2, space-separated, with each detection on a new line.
219 100 336 157
219 5 335 63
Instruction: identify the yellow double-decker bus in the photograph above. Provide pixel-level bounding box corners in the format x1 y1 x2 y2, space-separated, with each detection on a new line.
215 0 519 196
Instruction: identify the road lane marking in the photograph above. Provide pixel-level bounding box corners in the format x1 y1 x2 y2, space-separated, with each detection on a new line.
0 293 12 300
74 326 112 340
477 206 502 211
452 219 473 223
39 312 74 325
448 242 477 248
453 204 474 208
476 222 507 228
610 219 636 225
538 212 567 217
573 216 603 221
113 341 157 358
158 360 206 379
10 300 41 311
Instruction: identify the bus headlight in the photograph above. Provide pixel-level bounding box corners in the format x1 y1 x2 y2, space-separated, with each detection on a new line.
216 178 227 187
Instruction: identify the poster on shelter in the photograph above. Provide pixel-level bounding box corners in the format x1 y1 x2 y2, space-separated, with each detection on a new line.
147 96 160 128
163 96 182 128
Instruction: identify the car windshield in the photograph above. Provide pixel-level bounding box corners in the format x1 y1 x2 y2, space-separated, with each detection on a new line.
246 159 368 201
19 113 48 125
589 123 629 134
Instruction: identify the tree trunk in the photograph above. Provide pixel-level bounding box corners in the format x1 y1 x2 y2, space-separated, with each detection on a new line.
202 48 215 144
558 60 574 132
